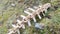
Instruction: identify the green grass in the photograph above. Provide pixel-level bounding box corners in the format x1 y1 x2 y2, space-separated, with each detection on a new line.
0 0 60 34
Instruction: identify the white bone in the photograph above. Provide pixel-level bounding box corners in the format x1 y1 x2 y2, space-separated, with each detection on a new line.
27 20 31 26
24 10 32 15
20 15 26 19
17 19 21 24
17 23 25 29
33 6 38 9
21 15 31 26
22 24 25 29
44 3 51 9
12 24 16 28
32 17 36 22
18 24 23 28
37 14 41 19
28 8 35 11
8 30 14 34
43 7 47 13
39 5 42 8
17 29 20 34
42 13 45 16
8 3 51 34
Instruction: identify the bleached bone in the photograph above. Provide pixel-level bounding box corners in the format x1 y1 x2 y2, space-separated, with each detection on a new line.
43 8 47 13
43 3 51 13
16 19 25 29
37 14 41 19
28 8 35 11
21 15 31 26
12 24 16 28
20 15 26 19
8 3 51 34
17 19 21 24
24 10 32 15
17 29 20 34
8 25 22 34
21 24 25 29
16 15 26 29
42 12 45 16
32 17 36 22
8 29 14 34
17 19 25 29
17 24 23 28
44 3 51 9
24 11 36 22
27 20 31 26
39 5 42 8
33 6 38 9
8 31 13 34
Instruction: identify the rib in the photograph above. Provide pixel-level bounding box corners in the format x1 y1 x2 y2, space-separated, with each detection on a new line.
37 14 41 19
24 10 32 15
28 7 35 11
27 20 31 26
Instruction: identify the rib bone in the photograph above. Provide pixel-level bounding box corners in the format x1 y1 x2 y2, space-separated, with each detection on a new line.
17 29 20 34
28 8 35 11
27 20 31 26
24 10 32 15
20 15 26 19
37 14 41 19
21 15 31 26
33 6 38 9
32 17 36 22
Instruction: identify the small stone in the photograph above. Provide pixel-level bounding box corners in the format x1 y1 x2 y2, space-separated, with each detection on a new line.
11 3 16 7
35 23 45 29
50 28 53 32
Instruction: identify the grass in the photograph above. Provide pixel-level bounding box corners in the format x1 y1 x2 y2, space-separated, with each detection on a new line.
0 0 60 34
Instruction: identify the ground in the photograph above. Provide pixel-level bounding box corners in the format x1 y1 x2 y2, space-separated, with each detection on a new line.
0 0 60 34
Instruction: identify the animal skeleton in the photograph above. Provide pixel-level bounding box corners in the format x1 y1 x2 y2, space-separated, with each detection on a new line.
8 3 51 34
